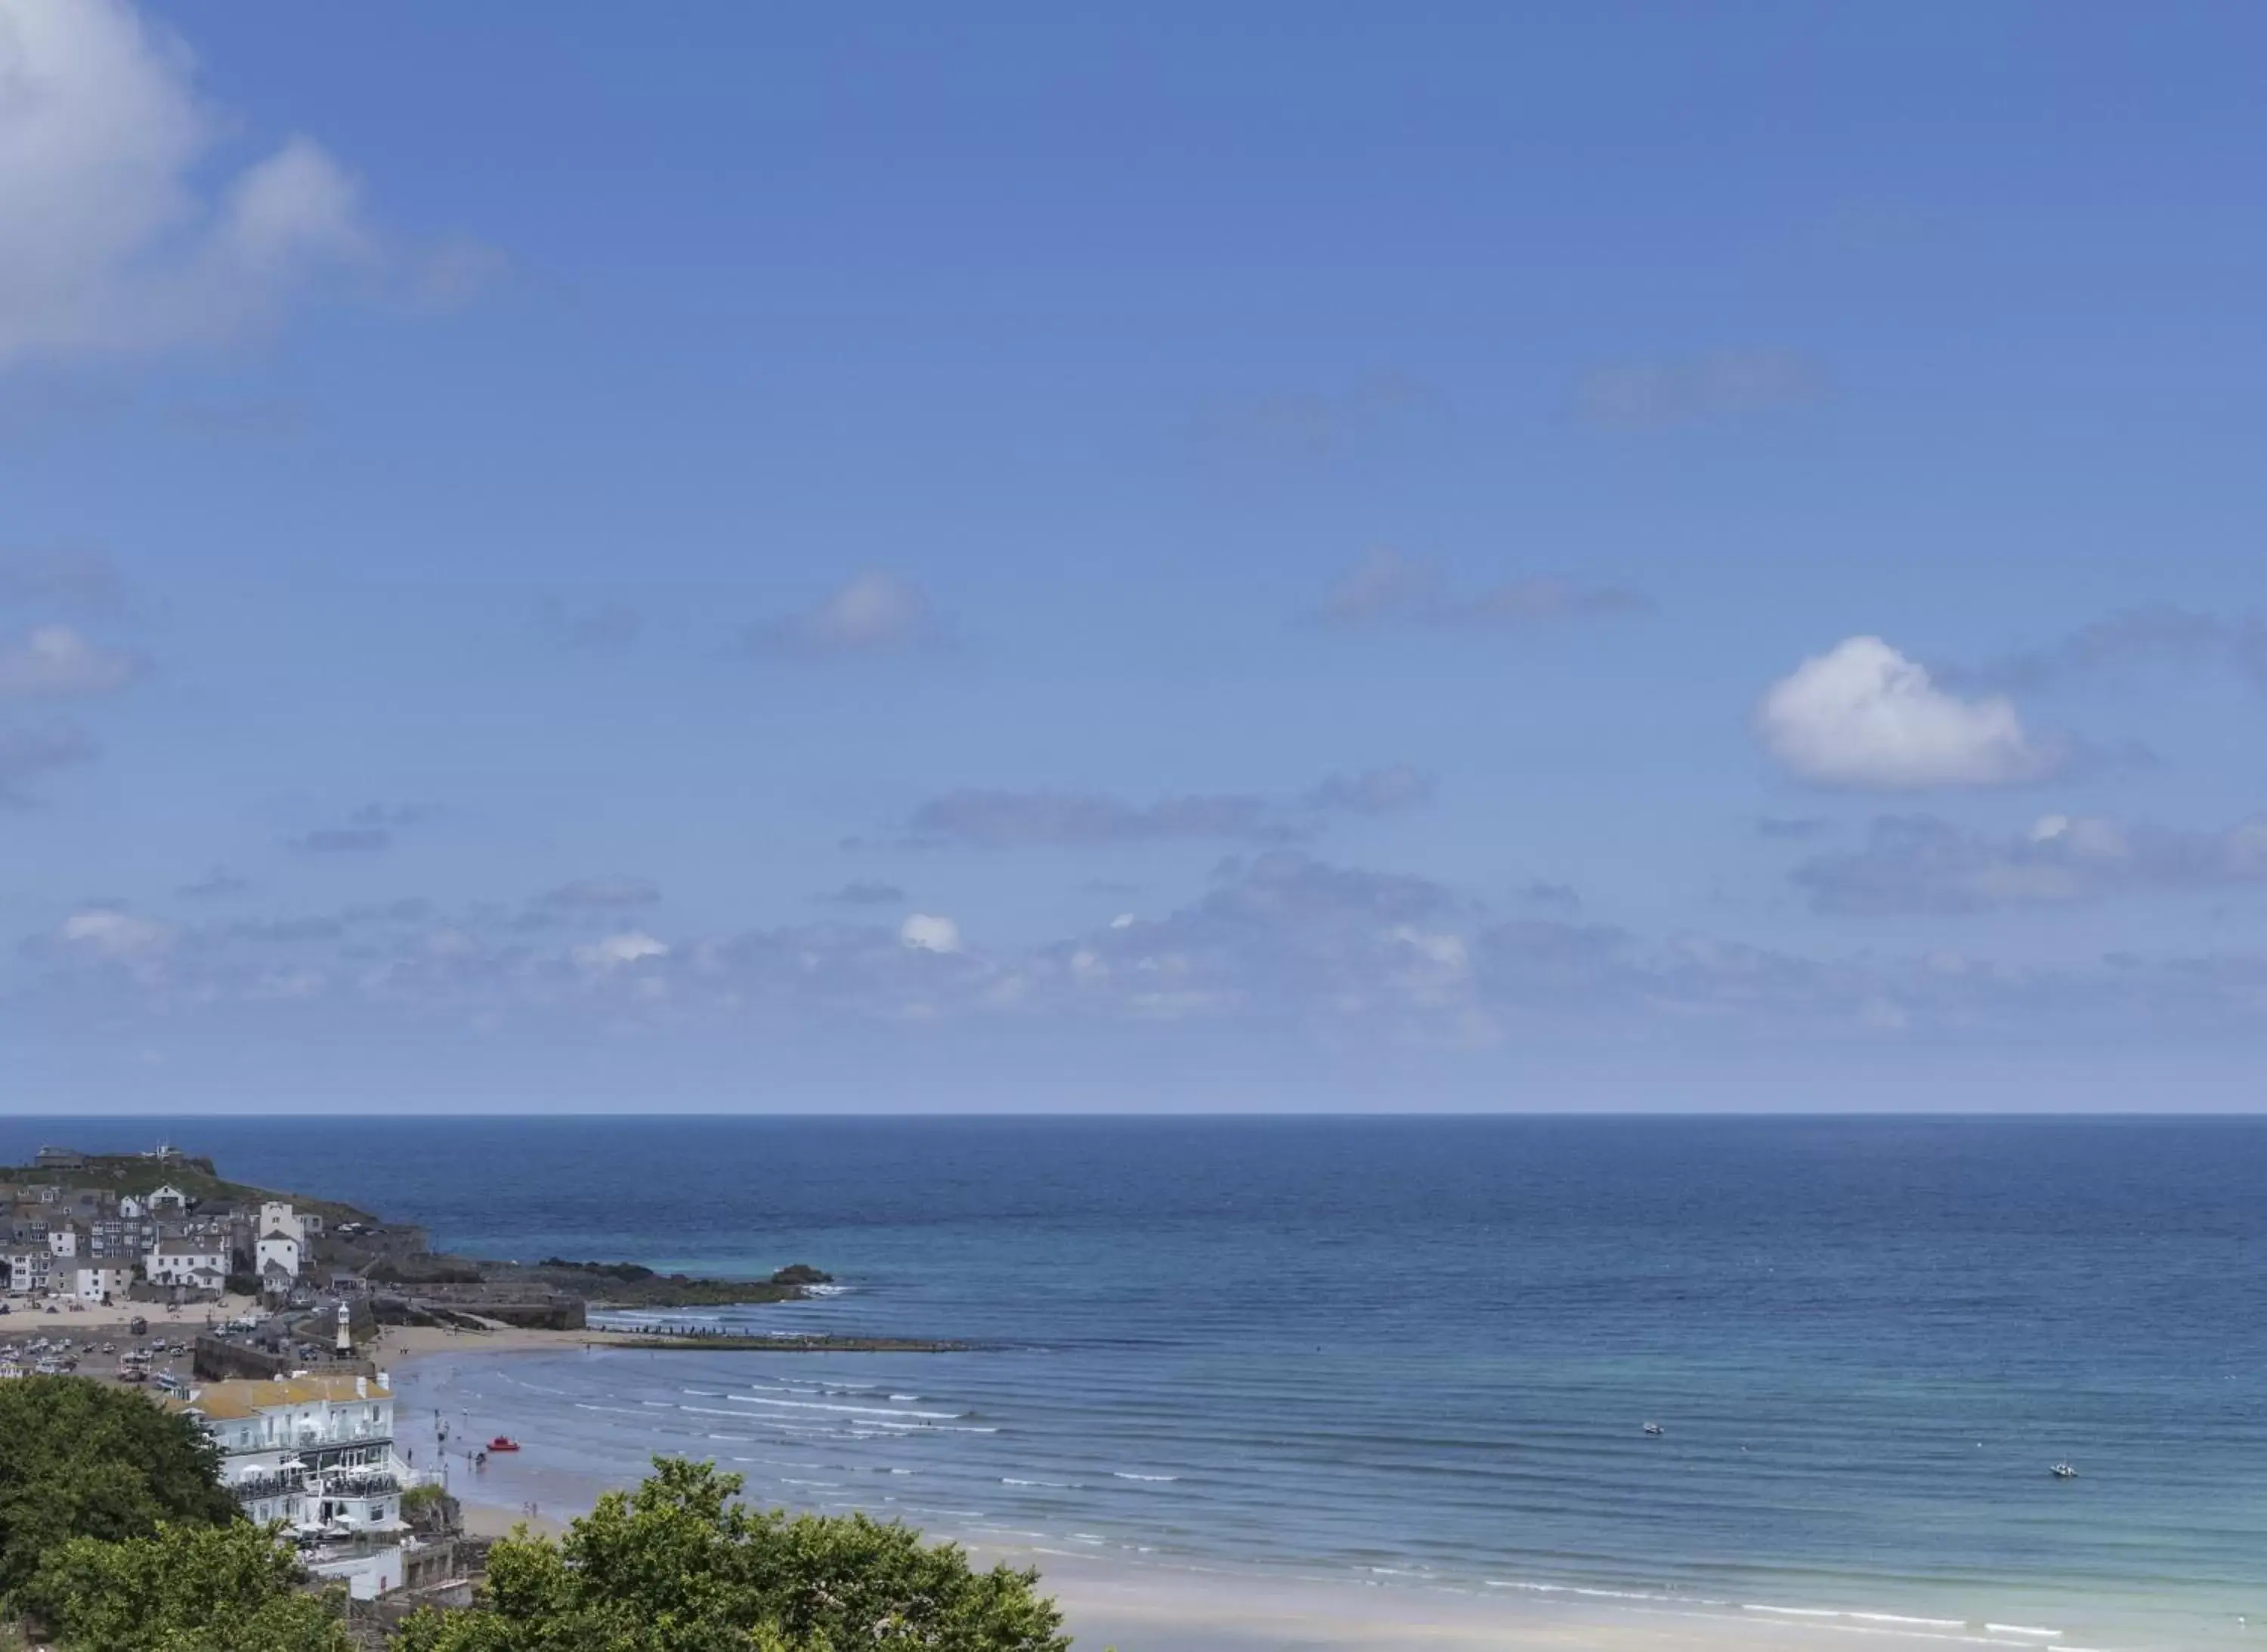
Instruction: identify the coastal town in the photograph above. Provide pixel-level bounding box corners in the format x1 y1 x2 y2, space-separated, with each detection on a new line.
0 1141 882 1623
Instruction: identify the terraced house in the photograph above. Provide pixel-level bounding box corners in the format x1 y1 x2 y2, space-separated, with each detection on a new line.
170 1372 420 1534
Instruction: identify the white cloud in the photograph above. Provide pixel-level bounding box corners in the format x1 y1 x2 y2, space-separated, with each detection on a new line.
750 572 932 655
56 908 170 961
1758 636 2055 789
899 913 962 954
0 0 470 364
0 625 139 699
1576 349 1824 428
572 931 668 970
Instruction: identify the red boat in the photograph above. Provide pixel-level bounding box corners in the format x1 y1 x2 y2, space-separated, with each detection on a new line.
487 1436 521 1452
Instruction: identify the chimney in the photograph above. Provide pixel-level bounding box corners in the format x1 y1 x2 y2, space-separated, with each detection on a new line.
356 1375 368 1398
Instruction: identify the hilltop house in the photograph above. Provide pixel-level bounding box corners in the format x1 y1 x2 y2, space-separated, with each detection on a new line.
147 1184 190 1214
73 1263 131 1304
146 1236 227 1292
257 1203 304 1281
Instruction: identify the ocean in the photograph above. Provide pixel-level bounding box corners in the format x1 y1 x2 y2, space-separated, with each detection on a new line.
12 1115 2263 1649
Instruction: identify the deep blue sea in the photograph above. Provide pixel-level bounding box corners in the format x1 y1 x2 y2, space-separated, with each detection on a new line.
13 1116 2264 1649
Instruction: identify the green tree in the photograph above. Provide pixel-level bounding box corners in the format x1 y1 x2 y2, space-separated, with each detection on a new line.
397 1458 1069 1652
0 1377 238 1598
16 1520 350 1652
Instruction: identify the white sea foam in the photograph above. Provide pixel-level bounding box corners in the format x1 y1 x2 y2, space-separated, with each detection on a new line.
1851 1614 1968 1629
725 1394 960 1420
1002 1478 1081 1489
1983 1628 2061 1639
1112 1471 1178 1481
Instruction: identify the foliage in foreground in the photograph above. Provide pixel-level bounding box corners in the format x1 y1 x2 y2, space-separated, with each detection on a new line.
0 1378 238 1598
397 1457 1071 1652
17 1521 349 1652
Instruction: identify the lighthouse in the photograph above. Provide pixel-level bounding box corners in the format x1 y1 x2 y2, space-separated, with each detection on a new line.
335 1299 352 1355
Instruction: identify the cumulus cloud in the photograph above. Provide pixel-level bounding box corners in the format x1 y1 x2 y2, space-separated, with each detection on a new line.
176 866 249 899
1575 348 1825 428
910 766 1436 849
1752 815 1836 841
32 850 2267 1060
571 931 668 970
1518 880 1583 915
1304 764 1434 815
0 0 487 366
1795 812 2267 914
0 625 140 699
1197 371 1439 467
1320 549 1648 629
0 719 95 801
0 547 125 611
1758 636 2059 790
541 876 660 910
746 572 932 656
287 802 435 855
816 881 905 906
898 914 962 954
543 599 642 651
42 907 171 962
1952 605 2267 695
908 787 1287 848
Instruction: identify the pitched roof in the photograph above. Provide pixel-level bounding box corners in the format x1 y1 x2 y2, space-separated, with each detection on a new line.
172 1373 389 1420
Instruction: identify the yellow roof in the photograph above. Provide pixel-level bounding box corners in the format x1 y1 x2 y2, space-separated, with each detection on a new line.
171 1373 388 1420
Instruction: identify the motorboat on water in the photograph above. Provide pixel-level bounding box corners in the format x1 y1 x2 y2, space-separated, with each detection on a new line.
1642 1422 1665 1437
487 1436 522 1452
2050 1462 2078 1479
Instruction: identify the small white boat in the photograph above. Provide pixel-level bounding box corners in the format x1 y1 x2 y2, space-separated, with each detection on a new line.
1642 1422 1665 1437
2050 1462 2078 1480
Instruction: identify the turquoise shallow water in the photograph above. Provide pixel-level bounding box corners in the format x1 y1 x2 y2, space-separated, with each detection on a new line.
15 1115 2265 1649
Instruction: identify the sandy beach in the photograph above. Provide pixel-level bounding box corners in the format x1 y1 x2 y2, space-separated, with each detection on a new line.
393 1337 2098 1652
434 1474 2070 1652
2 1293 261 1335
372 1323 654 1362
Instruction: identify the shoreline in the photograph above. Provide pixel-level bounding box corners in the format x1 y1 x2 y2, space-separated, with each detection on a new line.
436 1468 2115 1652
394 1341 2140 1652
369 1323 965 1363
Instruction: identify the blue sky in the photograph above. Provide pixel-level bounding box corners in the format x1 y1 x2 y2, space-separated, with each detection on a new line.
5 1 2267 1112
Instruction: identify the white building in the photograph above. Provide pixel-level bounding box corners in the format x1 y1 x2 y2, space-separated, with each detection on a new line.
256 1228 302 1281
73 1263 132 1304
147 1236 228 1290
308 1545 404 1601
45 1224 79 1258
170 1372 420 1536
147 1184 190 1214
259 1202 307 1245
2 1249 52 1292
119 1196 148 1220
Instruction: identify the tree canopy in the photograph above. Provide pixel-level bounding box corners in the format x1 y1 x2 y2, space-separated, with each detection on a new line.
0 1376 239 1598
397 1457 1072 1652
17 1521 351 1652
